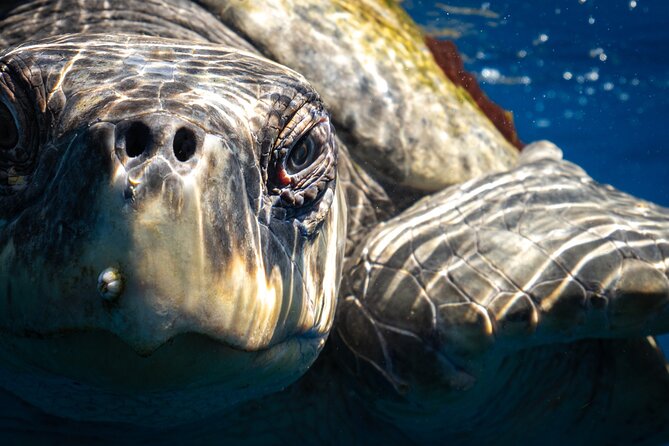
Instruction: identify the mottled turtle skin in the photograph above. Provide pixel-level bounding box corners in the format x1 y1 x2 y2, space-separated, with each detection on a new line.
0 1 669 445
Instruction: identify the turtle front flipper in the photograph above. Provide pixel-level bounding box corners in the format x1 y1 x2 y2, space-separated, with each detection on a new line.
335 141 669 444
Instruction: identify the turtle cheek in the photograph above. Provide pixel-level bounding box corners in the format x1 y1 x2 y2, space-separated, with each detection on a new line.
260 181 347 344
304 182 348 334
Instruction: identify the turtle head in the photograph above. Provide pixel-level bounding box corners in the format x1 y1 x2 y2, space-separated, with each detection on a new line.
0 35 345 424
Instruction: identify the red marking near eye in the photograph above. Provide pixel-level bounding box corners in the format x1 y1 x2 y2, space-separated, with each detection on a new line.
277 167 292 186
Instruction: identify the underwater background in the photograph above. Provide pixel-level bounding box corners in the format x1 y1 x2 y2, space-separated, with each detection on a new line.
404 0 669 356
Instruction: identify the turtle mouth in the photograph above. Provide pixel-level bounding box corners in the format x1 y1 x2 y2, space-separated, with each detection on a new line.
0 327 324 391
0 326 325 425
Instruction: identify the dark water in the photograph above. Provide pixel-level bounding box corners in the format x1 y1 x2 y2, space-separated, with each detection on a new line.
405 0 669 366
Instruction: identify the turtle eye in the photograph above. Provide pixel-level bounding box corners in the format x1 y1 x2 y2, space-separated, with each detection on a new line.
0 101 18 150
285 134 319 174
267 110 337 224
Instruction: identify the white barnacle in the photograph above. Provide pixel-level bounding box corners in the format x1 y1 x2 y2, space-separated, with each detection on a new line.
97 267 125 301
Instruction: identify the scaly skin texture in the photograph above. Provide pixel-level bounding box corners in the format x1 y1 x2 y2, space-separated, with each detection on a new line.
199 0 519 190
1 1 669 445
0 0 256 50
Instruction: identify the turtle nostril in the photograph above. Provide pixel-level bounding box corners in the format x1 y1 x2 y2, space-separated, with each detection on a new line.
173 127 197 162
125 122 151 157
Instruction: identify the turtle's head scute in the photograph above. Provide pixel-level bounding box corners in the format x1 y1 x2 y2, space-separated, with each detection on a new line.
0 35 346 424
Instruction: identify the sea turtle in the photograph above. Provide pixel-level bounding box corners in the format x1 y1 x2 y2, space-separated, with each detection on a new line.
0 1 668 445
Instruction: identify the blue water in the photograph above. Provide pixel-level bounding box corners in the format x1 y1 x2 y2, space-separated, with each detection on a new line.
406 0 669 358
406 0 669 207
